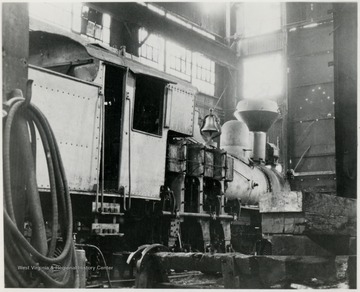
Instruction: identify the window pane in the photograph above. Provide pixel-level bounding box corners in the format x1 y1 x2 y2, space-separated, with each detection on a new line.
138 28 165 70
133 76 164 135
103 13 111 28
192 53 215 96
166 41 191 81
103 27 110 44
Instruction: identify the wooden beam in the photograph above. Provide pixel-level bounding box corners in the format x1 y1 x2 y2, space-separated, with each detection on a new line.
145 252 340 288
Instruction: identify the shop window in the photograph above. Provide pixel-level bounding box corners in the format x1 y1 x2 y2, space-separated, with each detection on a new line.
133 76 165 136
192 53 215 96
81 6 111 44
166 41 192 81
138 28 165 70
137 30 217 97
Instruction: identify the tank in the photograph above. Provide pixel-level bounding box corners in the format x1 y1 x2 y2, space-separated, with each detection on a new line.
225 158 268 205
221 120 251 160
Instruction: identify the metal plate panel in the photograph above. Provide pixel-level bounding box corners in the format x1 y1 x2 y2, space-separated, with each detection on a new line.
288 23 333 57
213 150 226 180
166 84 195 136
204 150 214 178
29 66 101 192
286 3 333 24
186 144 204 177
120 132 167 200
225 156 234 181
293 156 335 172
288 53 334 87
291 119 335 150
289 83 334 121
167 142 186 173
289 119 335 173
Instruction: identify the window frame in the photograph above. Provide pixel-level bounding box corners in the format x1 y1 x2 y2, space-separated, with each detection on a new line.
131 75 167 138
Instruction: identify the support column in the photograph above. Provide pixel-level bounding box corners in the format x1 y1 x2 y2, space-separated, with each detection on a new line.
2 3 29 101
198 219 211 251
221 221 232 251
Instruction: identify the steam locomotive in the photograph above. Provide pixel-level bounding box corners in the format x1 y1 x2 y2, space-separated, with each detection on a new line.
26 25 289 279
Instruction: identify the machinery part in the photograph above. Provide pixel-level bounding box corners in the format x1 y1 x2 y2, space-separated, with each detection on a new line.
127 244 169 288
75 243 112 288
135 244 170 272
126 244 150 265
235 99 279 163
75 249 87 288
252 132 267 162
91 223 120 235
3 87 78 287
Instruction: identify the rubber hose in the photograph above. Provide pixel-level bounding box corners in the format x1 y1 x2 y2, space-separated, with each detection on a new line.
27 110 58 257
3 96 78 287
16 112 48 255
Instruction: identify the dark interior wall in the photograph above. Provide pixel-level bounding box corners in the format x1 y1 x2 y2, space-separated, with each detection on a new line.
286 3 337 194
333 3 357 198
155 2 226 37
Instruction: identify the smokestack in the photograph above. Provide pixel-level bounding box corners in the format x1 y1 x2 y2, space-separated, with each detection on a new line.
234 99 279 163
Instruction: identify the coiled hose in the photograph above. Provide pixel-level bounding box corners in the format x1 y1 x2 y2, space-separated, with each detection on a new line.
3 85 79 288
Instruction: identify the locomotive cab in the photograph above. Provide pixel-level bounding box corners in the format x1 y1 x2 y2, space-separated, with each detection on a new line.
28 23 288 257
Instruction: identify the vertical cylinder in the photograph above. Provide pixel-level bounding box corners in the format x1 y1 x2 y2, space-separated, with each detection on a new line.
248 131 254 159
253 132 266 162
75 249 87 288
220 120 250 159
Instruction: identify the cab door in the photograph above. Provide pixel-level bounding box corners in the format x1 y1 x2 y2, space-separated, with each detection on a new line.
119 71 168 200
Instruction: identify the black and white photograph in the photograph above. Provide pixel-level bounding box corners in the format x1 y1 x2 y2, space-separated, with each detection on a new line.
2 1 357 289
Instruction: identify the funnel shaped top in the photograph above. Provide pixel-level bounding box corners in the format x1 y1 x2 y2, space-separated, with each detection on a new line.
235 99 279 132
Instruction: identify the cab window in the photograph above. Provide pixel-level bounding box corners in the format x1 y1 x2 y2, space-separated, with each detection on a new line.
133 75 165 136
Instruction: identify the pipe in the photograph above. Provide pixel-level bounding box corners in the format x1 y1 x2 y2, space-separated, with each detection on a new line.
101 92 105 213
126 95 132 210
119 67 130 211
